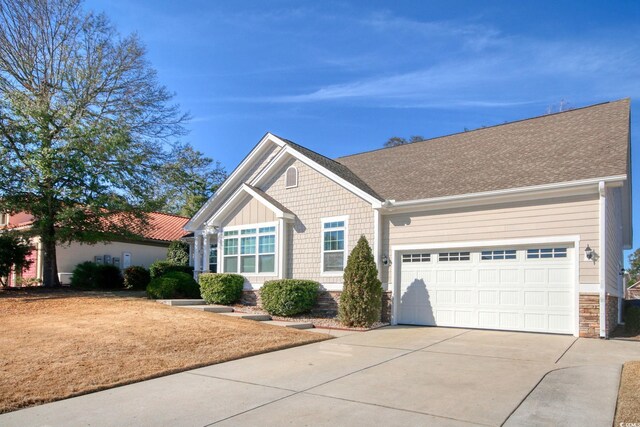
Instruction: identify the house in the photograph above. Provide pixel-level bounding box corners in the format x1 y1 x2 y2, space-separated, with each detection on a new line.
2 211 189 286
627 281 640 300
185 99 632 338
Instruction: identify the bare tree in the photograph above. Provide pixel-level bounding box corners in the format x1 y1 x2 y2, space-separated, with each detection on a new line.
0 0 188 286
384 135 424 148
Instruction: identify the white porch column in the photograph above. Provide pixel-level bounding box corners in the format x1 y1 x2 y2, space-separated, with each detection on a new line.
278 218 286 279
188 241 195 267
193 232 202 276
202 232 211 273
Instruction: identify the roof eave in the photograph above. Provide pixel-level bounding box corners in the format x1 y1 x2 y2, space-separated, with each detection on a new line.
381 175 627 214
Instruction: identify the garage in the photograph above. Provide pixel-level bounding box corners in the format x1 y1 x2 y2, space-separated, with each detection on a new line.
396 245 575 334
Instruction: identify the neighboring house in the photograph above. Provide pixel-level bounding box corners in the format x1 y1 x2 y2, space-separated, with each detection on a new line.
185 99 632 338
627 281 640 300
2 211 189 286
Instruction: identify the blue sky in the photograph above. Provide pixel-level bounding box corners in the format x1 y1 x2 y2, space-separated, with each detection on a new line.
86 0 640 256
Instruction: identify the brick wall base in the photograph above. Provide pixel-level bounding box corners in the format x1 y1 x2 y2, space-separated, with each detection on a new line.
241 289 392 322
579 293 599 338
605 295 619 335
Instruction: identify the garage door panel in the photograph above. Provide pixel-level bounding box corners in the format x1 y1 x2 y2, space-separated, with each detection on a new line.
398 246 574 334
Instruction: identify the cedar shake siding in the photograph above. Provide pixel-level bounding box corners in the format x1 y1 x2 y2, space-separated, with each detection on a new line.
259 158 374 287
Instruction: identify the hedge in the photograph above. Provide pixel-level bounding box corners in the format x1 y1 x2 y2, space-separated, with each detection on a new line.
199 273 244 305
146 271 200 299
124 266 151 290
70 261 124 290
149 260 194 279
260 279 320 316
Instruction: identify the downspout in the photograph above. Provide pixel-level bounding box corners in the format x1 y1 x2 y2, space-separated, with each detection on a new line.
598 181 607 338
373 209 381 281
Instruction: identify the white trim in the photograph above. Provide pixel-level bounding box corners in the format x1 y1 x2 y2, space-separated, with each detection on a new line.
384 175 627 214
579 283 601 293
373 209 381 280
186 133 285 230
285 166 298 189
278 217 286 279
390 235 581 337
193 232 202 276
250 143 383 207
598 181 607 338
320 215 349 277
205 184 294 228
220 222 279 277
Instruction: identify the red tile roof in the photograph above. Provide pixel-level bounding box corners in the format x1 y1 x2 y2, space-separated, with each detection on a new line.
2 211 189 243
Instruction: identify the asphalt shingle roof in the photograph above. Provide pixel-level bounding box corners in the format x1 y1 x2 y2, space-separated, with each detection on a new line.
335 99 630 202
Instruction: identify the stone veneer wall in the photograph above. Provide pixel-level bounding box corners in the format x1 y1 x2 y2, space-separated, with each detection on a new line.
605 295 619 335
241 290 393 323
579 293 599 338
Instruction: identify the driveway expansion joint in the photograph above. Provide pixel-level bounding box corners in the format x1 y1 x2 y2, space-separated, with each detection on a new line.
554 336 579 364
185 372 297 393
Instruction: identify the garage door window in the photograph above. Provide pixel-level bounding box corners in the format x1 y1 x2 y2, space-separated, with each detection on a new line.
438 251 470 261
526 248 567 259
402 253 431 263
481 249 516 260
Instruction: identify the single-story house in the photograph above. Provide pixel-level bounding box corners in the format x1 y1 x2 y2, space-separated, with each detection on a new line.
1 211 189 286
185 99 632 338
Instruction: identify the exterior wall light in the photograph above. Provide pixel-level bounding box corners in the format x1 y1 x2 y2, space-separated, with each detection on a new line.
382 254 390 266
585 245 594 260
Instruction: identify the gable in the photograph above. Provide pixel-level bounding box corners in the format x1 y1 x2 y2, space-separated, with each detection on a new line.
221 195 277 227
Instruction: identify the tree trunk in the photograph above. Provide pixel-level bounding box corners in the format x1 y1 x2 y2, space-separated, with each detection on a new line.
41 222 60 287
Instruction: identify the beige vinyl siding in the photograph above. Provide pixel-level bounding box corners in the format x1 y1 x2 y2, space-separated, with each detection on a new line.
381 194 600 284
222 196 276 227
56 241 169 274
260 158 374 286
605 186 624 296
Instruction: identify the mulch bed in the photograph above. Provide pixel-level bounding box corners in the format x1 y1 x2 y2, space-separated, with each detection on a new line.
232 304 389 331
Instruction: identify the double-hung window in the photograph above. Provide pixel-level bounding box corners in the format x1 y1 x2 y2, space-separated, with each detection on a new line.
223 226 276 274
322 218 347 273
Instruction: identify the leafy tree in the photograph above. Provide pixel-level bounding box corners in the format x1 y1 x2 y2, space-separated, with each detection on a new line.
167 240 190 266
627 249 640 286
153 144 226 217
0 0 188 286
339 235 383 327
384 135 424 148
0 234 33 287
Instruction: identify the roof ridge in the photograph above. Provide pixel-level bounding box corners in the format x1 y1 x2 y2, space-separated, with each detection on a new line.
149 211 190 220
336 98 630 160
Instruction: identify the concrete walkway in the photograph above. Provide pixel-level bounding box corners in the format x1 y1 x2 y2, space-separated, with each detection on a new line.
2 326 638 426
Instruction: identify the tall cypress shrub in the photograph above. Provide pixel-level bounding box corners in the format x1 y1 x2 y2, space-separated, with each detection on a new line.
339 235 383 327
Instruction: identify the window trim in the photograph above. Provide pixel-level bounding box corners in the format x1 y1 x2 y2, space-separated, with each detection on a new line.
0 213 8 226
438 251 471 262
320 215 348 276
526 247 568 259
285 166 298 189
221 221 278 276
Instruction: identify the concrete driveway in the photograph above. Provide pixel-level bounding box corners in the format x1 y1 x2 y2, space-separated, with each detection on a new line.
2 326 639 426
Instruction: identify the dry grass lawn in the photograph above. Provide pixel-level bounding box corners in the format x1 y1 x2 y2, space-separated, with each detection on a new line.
0 290 328 414
615 361 640 425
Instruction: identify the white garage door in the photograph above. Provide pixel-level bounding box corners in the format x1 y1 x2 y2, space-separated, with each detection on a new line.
397 246 574 334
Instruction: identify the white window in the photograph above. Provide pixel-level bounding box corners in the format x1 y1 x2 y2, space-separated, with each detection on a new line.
222 225 276 274
285 166 298 188
322 217 347 273
527 248 567 259
439 251 470 261
0 213 8 226
402 253 431 263
481 249 516 260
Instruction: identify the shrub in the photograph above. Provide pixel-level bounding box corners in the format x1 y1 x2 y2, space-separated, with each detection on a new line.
624 305 640 333
124 266 151 290
260 279 320 316
199 273 244 305
338 235 383 327
71 261 100 289
167 241 190 266
146 271 200 299
149 260 193 279
70 261 124 290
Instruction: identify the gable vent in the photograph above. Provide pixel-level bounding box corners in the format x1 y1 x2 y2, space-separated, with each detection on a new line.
285 166 298 188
